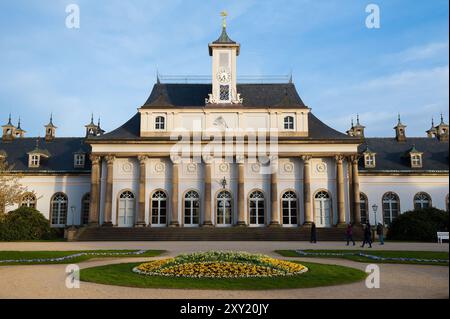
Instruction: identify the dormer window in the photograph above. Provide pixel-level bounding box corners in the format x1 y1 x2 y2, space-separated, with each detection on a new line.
74 153 86 168
29 154 40 168
411 154 422 168
155 116 166 130
364 153 376 168
284 116 295 130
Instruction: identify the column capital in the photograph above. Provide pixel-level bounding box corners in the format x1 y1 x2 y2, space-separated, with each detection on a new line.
335 154 345 163
202 154 214 164
105 155 115 165
349 154 361 164
89 154 101 165
138 155 148 164
235 155 245 164
170 154 182 164
301 155 312 162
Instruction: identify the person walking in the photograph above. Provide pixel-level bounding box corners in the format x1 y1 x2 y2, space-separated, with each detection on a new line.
310 222 317 243
346 223 355 246
361 222 372 248
376 222 385 245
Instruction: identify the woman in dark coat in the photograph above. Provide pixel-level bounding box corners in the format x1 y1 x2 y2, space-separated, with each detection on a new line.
346 223 355 246
361 222 373 248
310 222 317 243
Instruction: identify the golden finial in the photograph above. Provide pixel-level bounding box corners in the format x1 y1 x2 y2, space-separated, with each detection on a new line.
220 11 228 28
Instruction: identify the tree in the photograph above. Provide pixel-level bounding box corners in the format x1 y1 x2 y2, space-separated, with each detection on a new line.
0 159 29 216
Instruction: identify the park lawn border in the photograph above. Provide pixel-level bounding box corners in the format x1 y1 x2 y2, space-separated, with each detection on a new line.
79 261 367 290
274 250 449 266
0 250 166 266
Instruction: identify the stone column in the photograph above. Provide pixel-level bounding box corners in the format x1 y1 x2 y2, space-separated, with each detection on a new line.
169 156 180 227
136 155 148 227
236 156 246 226
88 155 101 226
302 155 313 224
202 155 213 226
103 155 115 226
269 156 280 226
336 155 346 225
351 155 362 224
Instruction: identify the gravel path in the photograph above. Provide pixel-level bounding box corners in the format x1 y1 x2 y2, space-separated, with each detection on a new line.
0 241 448 299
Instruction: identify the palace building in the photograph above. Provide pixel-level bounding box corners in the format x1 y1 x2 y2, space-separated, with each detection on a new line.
1 21 449 239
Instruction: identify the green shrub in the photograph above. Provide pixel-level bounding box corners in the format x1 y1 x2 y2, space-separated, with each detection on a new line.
0 206 60 241
387 207 449 242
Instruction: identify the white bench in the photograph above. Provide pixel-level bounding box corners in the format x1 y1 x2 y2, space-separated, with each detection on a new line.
437 232 449 244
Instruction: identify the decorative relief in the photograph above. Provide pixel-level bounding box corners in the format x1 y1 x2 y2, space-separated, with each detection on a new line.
316 162 327 173
186 163 197 173
154 162 165 174
121 162 133 173
251 163 261 173
219 162 229 173
283 162 294 173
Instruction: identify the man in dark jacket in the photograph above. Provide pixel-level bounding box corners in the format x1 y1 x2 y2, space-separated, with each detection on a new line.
310 222 317 243
361 222 372 248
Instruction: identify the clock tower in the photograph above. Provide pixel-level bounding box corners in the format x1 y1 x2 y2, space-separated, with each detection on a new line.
207 12 242 104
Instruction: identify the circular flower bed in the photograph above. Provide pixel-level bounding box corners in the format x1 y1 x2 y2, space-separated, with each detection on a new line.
133 251 308 278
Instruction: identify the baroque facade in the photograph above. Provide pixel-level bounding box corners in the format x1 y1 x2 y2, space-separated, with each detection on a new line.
1 23 449 231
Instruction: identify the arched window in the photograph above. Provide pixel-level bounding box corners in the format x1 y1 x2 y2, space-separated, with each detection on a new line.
360 193 368 224
184 191 200 226
314 191 331 227
118 191 135 227
81 193 90 225
284 116 295 130
151 191 167 225
414 192 432 210
155 116 165 130
282 191 297 225
382 192 400 225
51 193 68 226
249 190 265 226
217 191 232 225
21 193 37 208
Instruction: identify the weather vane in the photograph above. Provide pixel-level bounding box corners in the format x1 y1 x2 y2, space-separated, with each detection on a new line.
220 11 228 28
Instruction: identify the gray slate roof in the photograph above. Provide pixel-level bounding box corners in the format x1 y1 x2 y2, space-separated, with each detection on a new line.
142 83 307 108
359 138 449 172
0 138 91 173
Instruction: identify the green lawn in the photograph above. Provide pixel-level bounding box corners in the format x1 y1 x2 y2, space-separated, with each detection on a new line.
80 261 367 290
275 250 449 266
0 250 165 265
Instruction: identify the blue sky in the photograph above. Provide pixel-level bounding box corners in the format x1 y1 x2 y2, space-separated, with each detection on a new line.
0 0 448 137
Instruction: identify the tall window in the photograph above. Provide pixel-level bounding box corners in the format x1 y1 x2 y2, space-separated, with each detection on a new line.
151 191 167 225
414 192 431 210
81 193 90 225
249 191 265 226
118 191 135 227
282 191 297 225
314 191 331 227
21 193 37 208
284 116 295 130
217 191 232 225
184 191 200 225
155 116 165 130
383 192 400 225
360 193 368 224
220 85 230 101
51 193 68 226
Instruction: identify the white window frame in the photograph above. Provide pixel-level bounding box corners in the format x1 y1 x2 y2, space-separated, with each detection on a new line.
283 116 295 131
155 116 166 131
411 154 422 168
29 155 40 168
364 153 376 168
74 153 86 168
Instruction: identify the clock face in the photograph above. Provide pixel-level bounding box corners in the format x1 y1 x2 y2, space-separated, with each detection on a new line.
216 67 231 84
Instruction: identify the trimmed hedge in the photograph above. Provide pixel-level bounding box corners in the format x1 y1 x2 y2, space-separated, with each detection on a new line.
387 207 449 242
0 206 60 241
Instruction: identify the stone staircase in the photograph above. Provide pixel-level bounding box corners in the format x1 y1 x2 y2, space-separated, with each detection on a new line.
77 226 363 241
